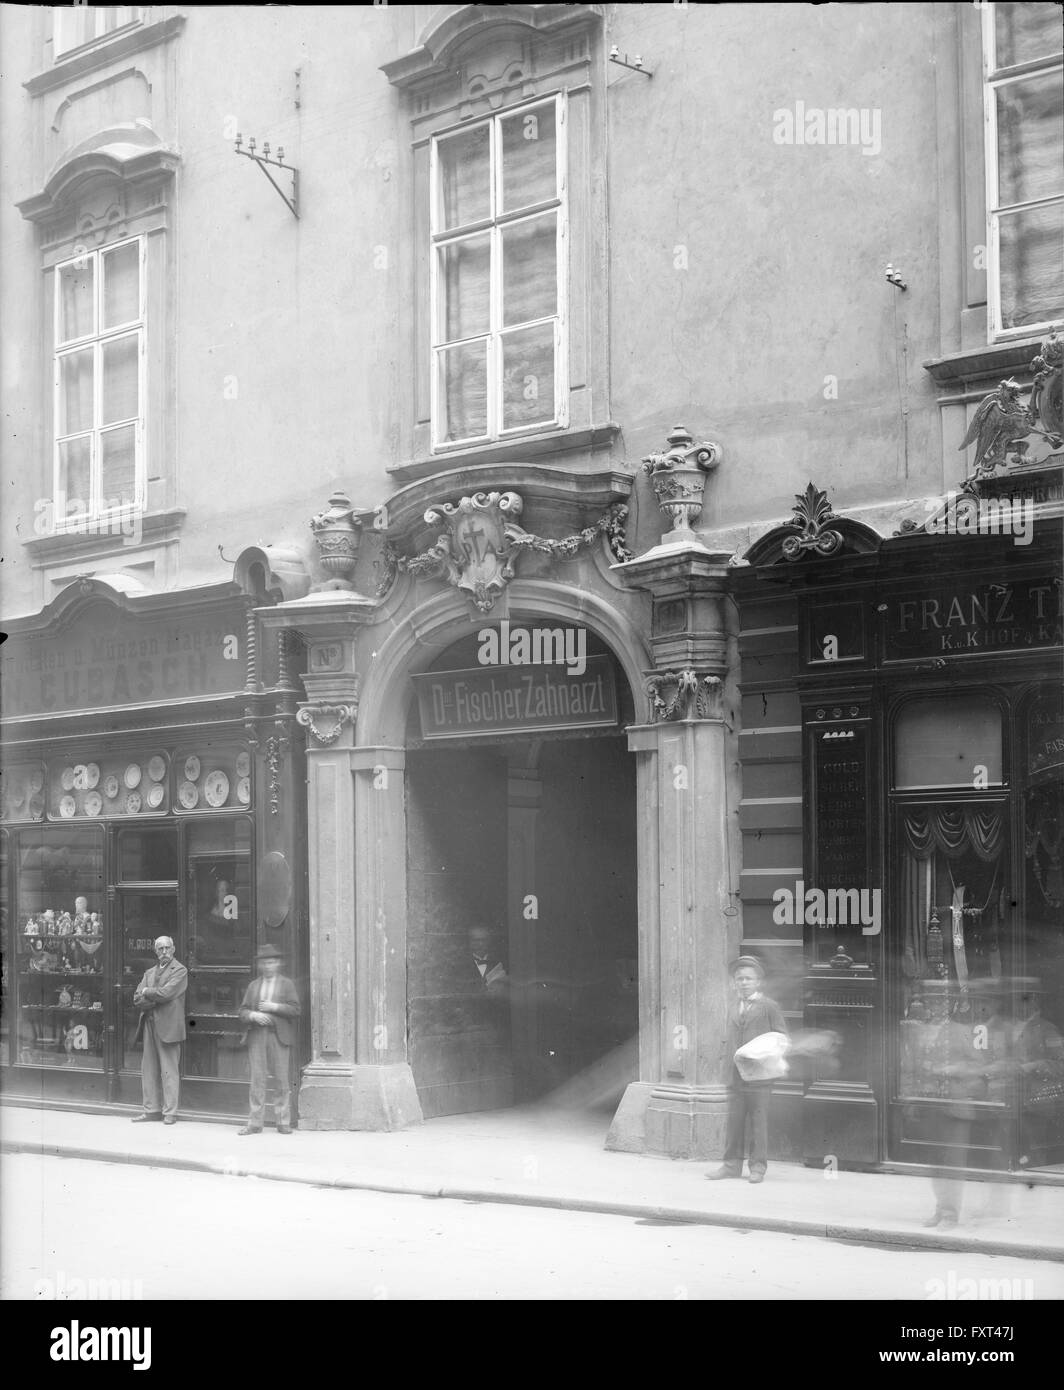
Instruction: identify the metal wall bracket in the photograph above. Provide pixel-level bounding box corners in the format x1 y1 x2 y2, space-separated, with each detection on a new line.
234 134 299 219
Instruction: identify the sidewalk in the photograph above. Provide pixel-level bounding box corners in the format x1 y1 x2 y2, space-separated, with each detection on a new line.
3 1100 1063 1262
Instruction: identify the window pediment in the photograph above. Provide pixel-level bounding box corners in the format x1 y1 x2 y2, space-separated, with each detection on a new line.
17 125 178 226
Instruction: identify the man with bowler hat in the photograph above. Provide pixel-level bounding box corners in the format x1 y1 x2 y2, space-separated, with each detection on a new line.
237 942 301 1135
707 955 788 1183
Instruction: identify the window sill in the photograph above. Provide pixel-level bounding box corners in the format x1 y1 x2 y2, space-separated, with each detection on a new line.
25 16 186 97
922 334 1058 393
389 421 621 486
23 508 186 566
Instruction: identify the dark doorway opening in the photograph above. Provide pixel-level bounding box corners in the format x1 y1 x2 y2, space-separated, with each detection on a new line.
406 734 638 1118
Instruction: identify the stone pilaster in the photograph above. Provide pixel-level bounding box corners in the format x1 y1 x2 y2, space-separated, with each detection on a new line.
607 543 741 1159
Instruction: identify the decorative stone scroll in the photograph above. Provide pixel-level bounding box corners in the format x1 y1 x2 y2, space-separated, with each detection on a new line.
297 701 358 746
781 483 843 561
641 425 722 542
645 670 723 722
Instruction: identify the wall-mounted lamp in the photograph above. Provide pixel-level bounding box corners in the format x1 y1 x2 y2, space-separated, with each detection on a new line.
235 134 300 220
609 43 653 77
885 262 907 291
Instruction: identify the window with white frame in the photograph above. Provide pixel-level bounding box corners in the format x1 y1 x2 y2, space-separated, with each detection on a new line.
983 2 1064 336
54 238 145 528
54 6 140 59
430 96 566 448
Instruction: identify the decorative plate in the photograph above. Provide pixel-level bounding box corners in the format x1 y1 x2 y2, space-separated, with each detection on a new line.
84 792 103 818
178 781 199 810
27 768 45 793
60 767 76 792
184 755 201 782
126 791 142 815
103 775 120 800
147 756 167 783
236 777 251 805
236 752 251 778
84 763 100 789
124 763 142 790
59 795 77 818
204 770 230 808
146 783 165 810
28 793 45 820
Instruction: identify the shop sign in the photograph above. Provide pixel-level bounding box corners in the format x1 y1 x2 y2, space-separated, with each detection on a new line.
1028 695 1064 779
883 577 1062 661
1 600 248 718
413 656 618 739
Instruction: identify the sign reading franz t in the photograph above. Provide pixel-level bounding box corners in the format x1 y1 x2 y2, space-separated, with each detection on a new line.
413 656 618 740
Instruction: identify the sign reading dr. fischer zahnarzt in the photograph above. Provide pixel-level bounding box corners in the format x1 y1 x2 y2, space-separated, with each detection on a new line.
413 656 618 739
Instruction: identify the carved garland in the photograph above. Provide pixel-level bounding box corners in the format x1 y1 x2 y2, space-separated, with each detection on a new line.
296 701 358 746
645 670 723 722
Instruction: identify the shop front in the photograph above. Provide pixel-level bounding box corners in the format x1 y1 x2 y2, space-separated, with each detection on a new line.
0 578 307 1118
737 470 1064 1175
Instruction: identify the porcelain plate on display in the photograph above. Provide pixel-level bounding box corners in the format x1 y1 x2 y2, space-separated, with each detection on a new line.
126 791 142 815
178 781 199 810
204 770 229 808
147 756 167 783
103 775 120 800
124 763 142 790
84 792 103 818
84 763 100 789
146 783 165 810
60 767 76 792
59 795 77 818
236 752 251 779
236 777 251 805
184 755 201 782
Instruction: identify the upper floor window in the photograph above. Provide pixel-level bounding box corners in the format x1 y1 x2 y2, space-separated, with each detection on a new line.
54 6 141 60
54 237 145 529
983 1 1064 337
430 96 567 449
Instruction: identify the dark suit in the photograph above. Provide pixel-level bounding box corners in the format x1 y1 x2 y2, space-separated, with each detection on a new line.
239 975 301 1128
722 993 787 1176
133 957 188 1118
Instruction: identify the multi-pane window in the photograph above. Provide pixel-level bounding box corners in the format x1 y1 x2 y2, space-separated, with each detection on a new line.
54 239 145 527
983 2 1064 336
430 97 566 448
54 6 140 59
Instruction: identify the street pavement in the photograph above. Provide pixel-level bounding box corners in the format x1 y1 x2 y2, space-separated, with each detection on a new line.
2 1100 1063 1263
4 1152 1062 1301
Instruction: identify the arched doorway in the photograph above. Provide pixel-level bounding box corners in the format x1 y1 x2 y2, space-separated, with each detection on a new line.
356 584 648 1120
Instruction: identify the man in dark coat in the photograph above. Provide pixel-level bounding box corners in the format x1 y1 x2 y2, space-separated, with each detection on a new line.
707 956 788 1184
237 943 301 1134
132 935 187 1124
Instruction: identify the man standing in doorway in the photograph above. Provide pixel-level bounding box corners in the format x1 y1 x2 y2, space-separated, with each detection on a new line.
237 943 301 1135
132 935 188 1125
707 956 788 1184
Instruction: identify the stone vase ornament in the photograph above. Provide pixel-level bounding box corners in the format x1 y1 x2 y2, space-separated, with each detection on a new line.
310 491 363 591
641 424 723 544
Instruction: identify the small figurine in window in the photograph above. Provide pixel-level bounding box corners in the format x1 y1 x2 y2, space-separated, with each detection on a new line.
41 909 56 936
73 897 91 934
57 984 72 1007
23 916 38 936
89 913 101 935
57 910 74 936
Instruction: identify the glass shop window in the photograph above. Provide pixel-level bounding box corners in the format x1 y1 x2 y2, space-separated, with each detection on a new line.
894 694 1004 790
117 826 179 882
431 97 565 448
12 826 106 1070
186 819 252 968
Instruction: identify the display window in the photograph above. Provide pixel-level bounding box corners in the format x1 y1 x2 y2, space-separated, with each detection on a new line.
889 684 1064 1169
4 740 257 1092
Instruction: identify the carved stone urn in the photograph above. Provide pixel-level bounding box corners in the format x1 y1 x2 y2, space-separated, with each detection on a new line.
641 424 723 543
310 491 363 591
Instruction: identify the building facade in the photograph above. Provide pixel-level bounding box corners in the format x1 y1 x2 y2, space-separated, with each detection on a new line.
1 3 1061 1175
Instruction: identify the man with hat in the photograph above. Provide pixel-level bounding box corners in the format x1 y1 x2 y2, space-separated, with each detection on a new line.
237 943 301 1135
707 956 788 1184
